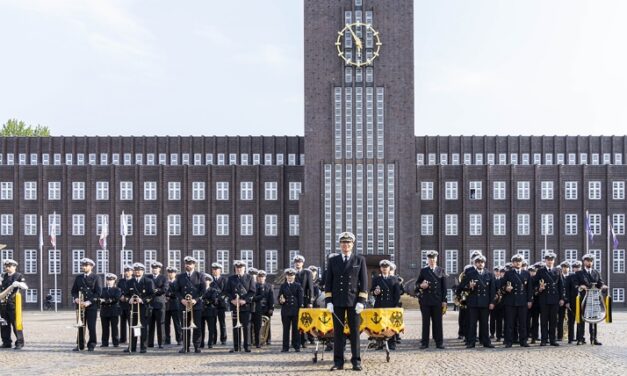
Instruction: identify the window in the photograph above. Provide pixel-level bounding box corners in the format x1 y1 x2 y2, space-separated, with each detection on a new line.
168 250 181 271
517 249 531 263
533 153 542 165
167 214 181 236
603 153 611 164
613 288 625 303
493 181 506 200
445 181 458 200
49 289 61 304
252 154 260 165
144 250 157 270
469 181 482 200
192 215 205 236
42 154 49 165
122 215 133 236
469 214 482 236
24 249 37 274
216 182 229 200
182 153 189 165
96 214 109 236
416 154 424 165
123 153 132 165
120 181 133 201
475 153 483 165
517 214 530 236
493 249 506 269
289 182 302 201
72 214 85 236
229 153 237 165
613 181 625 200
264 153 272 165
265 250 278 274
25 289 37 303
0 249 13 264
264 182 278 200
613 249 625 273
72 182 85 200
565 181 577 200
265 214 278 236
111 153 120 165
120 250 133 272
421 182 433 200
30 153 38 165
517 181 530 200
588 181 601 200
510 153 518 165
24 181 37 200
47 181 61 200
240 214 253 236
288 154 296 166
420 250 429 267
217 250 229 272
0 214 13 236
216 214 229 236
240 181 253 200
487 153 495 165
565 249 578 264
147 153 155 165
522 153 530 165
144 214 157 236
49 249 61 274
580 153 588 165
565 214 578 235
545 153 553 165
193 153 202 165
100 153 108 165
72 249 85 274
613 214 625 235
445 250 458 274
589 249 602 271
0 182 13 200
452 154 460 165
592 153 599 165
48 213 61 235
440 153 448 165
168 182 181 200
493 214 506 236
192 182 205 200
616 153 623 165
589 213 601 236
192 250 206 273
541 181 553 200
541 214 554 235
53 153 60 165
241 154 249 165
421 215 434 236
445 214 458 236
159 153 167 165
204 153 213 165
23 214 37 236
464 153 472 165
289 215 299 236
96 181 109 200
241 250 254 269
144 181 157 200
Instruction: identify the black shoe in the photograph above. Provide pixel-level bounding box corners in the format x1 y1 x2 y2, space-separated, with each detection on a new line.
281 348 289 352
256 344 261 349
540 342 547 347
100 344 108 348
177 341 182 346
436 344 445 349
179 348 188 353
147 344 154 348
576 341 583 345
419 344 428 349
295 348 301 352
244 347 251 352
158 345 164 349
504 343 512 348
352 364 362 371
556 338 563 342
568 340 573 344
221 341 227 345
113 344 119 348
520 342 530 347
484 344 495 348
489 334 494 339
389 345 396 350
466 344 475 348
123 348 130 353
457 335 463 340
140 348 146 353
207 344 213 349
330 364 344 371
199 344 204 349
266 341 272 345
87 347 94 352
550 342 559 347
530 339 536 344
195 348 201 353
301 343 307 349
495 337 502 342
164 340 171 345
593 340 602 346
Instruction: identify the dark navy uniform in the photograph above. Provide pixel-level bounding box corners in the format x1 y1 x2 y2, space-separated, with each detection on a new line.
295 267 313 347
223 273 256 351
211 274 228 345
565 272 579 342
200 281 220 348
71 272 102 350
575 267 605 344
534 266 565 345
252 282 275 346
501 268 533 347
122 276 154 352
116 277 132 344
0 271 26 348
146 273 168 347
99 284 121 347
324 252 368 369
415 265 447 348
173 271 204 351
490 274 505 341
461 267 496 347
279 280 303 351
371 275 401 308
164 278 182 345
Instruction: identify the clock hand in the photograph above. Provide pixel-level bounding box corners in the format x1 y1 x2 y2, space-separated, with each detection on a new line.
347 24 363 51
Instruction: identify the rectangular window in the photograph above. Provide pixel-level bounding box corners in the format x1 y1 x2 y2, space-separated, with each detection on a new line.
192 250 206 273
168 182 181 200
96 181 109 200
487 153 495 165
265 214 278 236
590 249 602 271
493 181 506 200
123 153 132 165
47 181 61 200
167 214 181 236
565 249 578 264
428 154 436 165
589 181 602 200
144 214 157 236
589 213 601 236
264 153 272 165
147 153 155 165
0 214 13 236
565 181 578 200
216 182 229 200
144 181 157 200
533 153 542 165
120 250 133 273
440 153 448 165
265 250 278 274
545 153 553 165
541 181 554 200
144 250 157 270
493 214 506 236
72 250 85 274
510 153 518 165
517 181 530 200
421 182 433 200
30 153 38 165
0 182 13 200
136 153 143 164
421 215 434 236
493 249 506 269
193 153 202 165
192 182 205 200
241 154 249 165
240 250 254 269
168 250 181 271
452 153 460 165
416 154 424 165
541 214 554 235
475 153 483 165
521 153 530 165
464 153 472 165
498 153 506 165
0 249 13 264
26 289 38 303
289 182 302 201
469 214 482 236
72 182 85 200
216 250 229 272
24 214 37 236
240 214 253 236
240 181 253 200
592 153 599 165
613 181 625 200
580 153 588 165
565 214 578 235
159 153 167 165
49 289 61 304
182 153 189 165
613 288 625 303
445 181 458 200
613 249 625 273
24 249 37 274
517 249 531 263
265 182 278 200
96 214 109 236
603 153 611 164
49 249 61 274
469 181 482 200
24 181 37 200
53 153 60 165
445 214 458 236
205 153 213 165
517 214 530 236
100 153 108 165
445 249 458 274
192 214 205 236
72 214 85 236
229 153 237 165
216 214 229 236
111 153 119 165
289 215 299 236
252 154 260 165
120 181 133 201
613 214 625 235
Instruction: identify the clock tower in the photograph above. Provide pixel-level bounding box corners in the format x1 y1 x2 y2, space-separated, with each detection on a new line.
301 0 416 273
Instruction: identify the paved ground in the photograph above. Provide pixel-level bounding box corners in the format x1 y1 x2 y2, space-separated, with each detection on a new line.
0 309 625 375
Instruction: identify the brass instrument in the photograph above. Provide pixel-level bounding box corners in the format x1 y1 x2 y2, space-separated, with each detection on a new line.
563 307 569 339
259 315 271 345
539 279 546 291
278 294 286 304
127 294 142 353
74 291 86 351
181 294 197 352
233 293 243 352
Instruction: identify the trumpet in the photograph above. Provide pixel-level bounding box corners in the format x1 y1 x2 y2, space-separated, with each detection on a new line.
74 291 86 351
181 294 197 352
127 294 142 353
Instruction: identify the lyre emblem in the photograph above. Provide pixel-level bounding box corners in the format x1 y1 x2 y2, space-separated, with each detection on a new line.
371 312 382 324
319 312 330 325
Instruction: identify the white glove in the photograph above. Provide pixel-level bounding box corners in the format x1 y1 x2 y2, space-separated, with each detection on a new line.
11 281 19 288
355 302 364 314
326 302 334 313
83 301 92 307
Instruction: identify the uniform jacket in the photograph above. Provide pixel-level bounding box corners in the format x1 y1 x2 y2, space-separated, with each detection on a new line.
370 275 401 308
121 276 155 317
165 279 181 311
145 274 169 310
564 274 579 305
212 275 228 310
295 268 314 306
116 278 132 311
71 272 102 311
0 272 26 308
174 271 204 311
415 266 447 306
575 268 604 291
533 267 565 305
223 274 257 312
501 269 533 306
201 284 221 317
279 281 303 316
461 268 496 308
100 286 122 317
324 253 368 307
253 282 275 315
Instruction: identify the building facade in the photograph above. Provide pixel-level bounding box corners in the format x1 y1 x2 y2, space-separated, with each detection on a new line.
0 0 625 307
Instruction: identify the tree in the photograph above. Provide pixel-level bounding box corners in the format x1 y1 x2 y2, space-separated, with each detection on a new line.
0 119 51 137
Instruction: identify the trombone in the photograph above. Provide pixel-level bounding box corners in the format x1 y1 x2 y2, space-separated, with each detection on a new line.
73 291 86 351
233 293 243 351
127 294 142 353
181 294 197 352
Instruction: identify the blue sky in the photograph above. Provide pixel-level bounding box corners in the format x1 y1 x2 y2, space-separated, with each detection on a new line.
1 0 626 137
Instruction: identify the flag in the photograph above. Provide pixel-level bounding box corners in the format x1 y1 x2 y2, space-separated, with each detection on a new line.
120 211 128 249
584 211 594 243
49 217 57 249
39 216 44 249
610 222 619 250
99 216 108 250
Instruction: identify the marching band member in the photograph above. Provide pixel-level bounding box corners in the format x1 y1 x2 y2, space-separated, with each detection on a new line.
490 267 505 342
575 254 608 346
566 261 582 344
389 261 404 346
122 263 154 353
71 258 101 351
528 265 540 344
200 274 219 348
501 254 533 348
117 265 133 344
174 256 204 353
0 258 28 349
557 261 571 341
534 252 565 346
224 260 256 353
210 263 228 346
164 267 182 346
325 231 368 371
461 255 495 348
279 268 303 352
146 261 168 349
252 270 274 347
415 250 447 350
293 255 313 348
455 264 473 342
99 273 121 347
370 259 401 350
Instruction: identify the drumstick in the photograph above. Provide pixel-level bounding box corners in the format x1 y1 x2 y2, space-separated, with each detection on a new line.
331 311 348 330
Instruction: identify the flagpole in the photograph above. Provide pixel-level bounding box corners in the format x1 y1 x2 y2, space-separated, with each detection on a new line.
585 210 589 254
607 215 611 288
39 215 43 312
53 211 58 313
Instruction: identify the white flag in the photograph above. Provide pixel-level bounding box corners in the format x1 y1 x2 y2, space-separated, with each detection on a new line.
39 215 44 249
99 216 108 250
120 211 128 249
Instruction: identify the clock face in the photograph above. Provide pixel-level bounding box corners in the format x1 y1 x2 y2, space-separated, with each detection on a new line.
336 22 381 67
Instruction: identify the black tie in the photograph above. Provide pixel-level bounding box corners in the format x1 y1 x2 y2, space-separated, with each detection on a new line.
344 256 349 263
